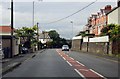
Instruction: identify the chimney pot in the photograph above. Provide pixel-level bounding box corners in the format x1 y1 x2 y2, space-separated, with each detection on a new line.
105 5 112 10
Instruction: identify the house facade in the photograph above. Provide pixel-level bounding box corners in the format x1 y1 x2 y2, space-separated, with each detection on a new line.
39 31 53 44
88 5 112 36
0 26 20 58
72 2 120 55
107 3 120 24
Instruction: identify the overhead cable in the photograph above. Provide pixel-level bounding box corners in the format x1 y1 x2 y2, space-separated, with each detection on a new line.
46 0 97 24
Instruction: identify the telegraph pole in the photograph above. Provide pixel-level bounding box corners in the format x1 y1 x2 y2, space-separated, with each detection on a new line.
33 1 34 27
10 0 13 58
37 22 39 50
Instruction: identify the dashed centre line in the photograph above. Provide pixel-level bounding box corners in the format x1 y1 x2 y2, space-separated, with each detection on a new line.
76 61 85 66
66 61 72 66
89 69 106 78
74 69 86 79
63 57 66 60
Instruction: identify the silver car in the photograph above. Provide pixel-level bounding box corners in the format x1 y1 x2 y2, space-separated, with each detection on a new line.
62 45 69 51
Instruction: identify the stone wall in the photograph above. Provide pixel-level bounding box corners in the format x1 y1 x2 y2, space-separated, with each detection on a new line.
81 42 87 52
111 40 120 54
72 39 81 51
72 38 120 55
88 42 108 54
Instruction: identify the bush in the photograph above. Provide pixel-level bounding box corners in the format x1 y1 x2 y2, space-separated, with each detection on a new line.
101 24 120 40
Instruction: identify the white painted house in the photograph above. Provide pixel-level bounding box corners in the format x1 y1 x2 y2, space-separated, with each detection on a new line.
39 31 53 44
107 1 120 24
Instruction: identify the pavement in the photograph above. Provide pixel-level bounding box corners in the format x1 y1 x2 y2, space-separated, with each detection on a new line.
0 49 45 76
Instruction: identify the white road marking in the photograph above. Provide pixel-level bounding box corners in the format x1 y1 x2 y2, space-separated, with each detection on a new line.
70 57 74 60
76 61 85 66
74 69 86 79
79 69 89 71
66 61 72 66
89 69 106 79
63 57 66 60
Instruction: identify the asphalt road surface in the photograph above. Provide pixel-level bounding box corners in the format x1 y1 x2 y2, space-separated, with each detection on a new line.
3 49 119 79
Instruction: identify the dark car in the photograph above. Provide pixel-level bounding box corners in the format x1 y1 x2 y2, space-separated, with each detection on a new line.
21 47 28 54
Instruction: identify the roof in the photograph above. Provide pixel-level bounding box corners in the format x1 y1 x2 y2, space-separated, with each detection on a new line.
106 7 119 15
0 26 12 33
39 33 51 39
72 36 82 40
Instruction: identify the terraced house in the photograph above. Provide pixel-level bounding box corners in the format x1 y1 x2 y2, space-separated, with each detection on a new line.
72 1 120 55
87 5 112 36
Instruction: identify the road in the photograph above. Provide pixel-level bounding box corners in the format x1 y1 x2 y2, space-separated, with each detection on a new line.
3 49 119 79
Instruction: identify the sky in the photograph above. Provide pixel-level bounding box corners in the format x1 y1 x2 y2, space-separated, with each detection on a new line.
0 0 117 39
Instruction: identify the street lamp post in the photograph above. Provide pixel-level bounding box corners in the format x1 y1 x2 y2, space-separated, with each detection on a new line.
70 21 73 49
70 21 73 38
10 0 13 58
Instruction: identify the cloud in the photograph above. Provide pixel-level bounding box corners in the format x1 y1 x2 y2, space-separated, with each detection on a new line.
1 1 117 39
0 4 11 26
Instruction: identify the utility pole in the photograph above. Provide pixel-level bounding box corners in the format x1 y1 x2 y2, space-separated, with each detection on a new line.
33 1 34 27
10 0 13 58
37 22 39 50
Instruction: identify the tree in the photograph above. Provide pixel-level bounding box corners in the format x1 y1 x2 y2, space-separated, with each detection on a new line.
48 30 60 41
15 25 38 48
101 24 120 40
47 30 69 48
110 24 120 40
76 31 86 37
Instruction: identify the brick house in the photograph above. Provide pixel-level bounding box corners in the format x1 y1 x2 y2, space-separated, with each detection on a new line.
87 5 112 36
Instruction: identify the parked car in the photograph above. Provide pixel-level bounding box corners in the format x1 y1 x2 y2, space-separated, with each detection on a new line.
62 45 69 51
21 47 28 54
0 49 4 59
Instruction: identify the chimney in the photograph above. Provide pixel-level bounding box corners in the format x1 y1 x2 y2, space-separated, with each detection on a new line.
118 0 120 7
105 5 112 10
